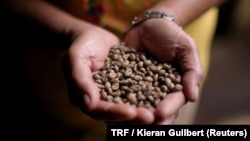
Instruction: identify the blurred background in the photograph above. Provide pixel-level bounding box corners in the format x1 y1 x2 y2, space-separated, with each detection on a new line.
1 0 250 141
194 0 250 124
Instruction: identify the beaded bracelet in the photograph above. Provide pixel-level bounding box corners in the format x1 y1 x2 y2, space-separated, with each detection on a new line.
124 11 179 37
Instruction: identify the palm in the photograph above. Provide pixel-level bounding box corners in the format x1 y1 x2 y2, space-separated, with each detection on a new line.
125 19 183 62
70 29 119 71
63 27 154 124
124 19 203 124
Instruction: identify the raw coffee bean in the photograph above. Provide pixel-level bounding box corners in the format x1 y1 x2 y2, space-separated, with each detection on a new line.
92 43 183 108
113 96 123 104
111 83 119 91
127 93 138 105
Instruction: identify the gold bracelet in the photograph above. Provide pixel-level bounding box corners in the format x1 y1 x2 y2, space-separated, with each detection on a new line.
124 11 179 37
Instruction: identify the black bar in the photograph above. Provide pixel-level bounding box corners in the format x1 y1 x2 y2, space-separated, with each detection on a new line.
107 125 250 141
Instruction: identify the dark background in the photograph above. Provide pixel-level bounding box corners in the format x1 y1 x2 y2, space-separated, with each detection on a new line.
1 0 249 141
194 0 250 124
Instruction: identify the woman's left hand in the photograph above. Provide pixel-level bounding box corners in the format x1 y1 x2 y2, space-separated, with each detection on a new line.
124 17 203 124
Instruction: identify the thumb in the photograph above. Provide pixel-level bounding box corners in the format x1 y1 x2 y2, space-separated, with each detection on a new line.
176 31 203 102
62 55 99 112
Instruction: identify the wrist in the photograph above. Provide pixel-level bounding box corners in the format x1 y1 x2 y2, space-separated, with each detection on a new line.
147 0 182 26
124 11 180 38
66 18 97 39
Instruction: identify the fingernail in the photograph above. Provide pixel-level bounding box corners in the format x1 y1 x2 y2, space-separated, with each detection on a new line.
194 86 199 102
83 94 91 105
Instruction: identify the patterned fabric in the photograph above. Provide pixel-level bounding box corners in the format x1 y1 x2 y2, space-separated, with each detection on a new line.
78 0 218 76
80 0 158 36
80 0 104 24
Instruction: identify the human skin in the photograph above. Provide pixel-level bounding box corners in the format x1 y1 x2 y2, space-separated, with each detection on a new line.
4 0 226 124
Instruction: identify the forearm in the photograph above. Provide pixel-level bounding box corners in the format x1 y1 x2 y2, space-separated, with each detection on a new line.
149 0 226 27
4 0 92 36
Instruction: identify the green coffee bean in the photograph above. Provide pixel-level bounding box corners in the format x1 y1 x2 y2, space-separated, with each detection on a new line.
93 43 183 108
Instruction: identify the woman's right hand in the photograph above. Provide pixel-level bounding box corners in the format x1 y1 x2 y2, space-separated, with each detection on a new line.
62 24 155 124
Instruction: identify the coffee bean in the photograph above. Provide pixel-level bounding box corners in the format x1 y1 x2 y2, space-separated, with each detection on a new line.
93 43 183 108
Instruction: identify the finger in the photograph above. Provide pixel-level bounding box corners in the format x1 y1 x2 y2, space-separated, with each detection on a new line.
176 31 203 102
155 114 178 125
67 39 111 112
89 101 137 121
61 56 97 112
69 54 100 112
76 64 100 111
182 70 202 102
134 107 155 124
104 107 154 124
154 91 186 124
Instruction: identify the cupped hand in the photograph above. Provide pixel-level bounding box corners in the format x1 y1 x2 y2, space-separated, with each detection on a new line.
124 18 203 124
62 24 154 124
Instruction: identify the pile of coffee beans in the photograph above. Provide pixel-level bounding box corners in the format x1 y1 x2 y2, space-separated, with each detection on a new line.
93 43 183 108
